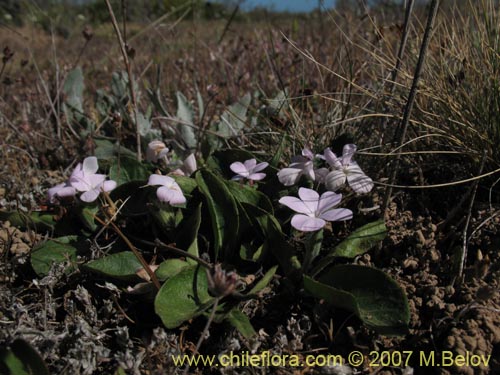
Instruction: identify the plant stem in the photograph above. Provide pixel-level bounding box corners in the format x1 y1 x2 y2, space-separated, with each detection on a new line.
105 0 142 161
382 0 440 214
457 150 487 283
302 229 323 273
182 297 220 375
380 0 415 146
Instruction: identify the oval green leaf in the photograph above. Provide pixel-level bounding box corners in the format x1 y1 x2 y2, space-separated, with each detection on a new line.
85 251 143 280
155 266 214 328
31 236 79 277
304 265 409 335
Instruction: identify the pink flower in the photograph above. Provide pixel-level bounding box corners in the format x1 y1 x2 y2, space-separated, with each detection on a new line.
47 157 116 203
146 140 169 163
277 148 316 186
323 144 373 194
148 174 186 206
279 187 353 232
230 159 268 181
69 157 117 202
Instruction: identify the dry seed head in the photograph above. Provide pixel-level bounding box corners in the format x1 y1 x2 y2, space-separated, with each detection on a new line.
206 264 239 298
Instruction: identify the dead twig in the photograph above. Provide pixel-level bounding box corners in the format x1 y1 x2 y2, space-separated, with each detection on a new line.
382 0 440 214
104 0 142 161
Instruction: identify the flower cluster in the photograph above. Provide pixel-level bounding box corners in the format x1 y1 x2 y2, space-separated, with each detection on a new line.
277 144 373 195
48 157 117 203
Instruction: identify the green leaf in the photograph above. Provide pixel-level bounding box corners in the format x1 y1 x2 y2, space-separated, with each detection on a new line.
156 259 190 281
109 156 150 186
216 93 251 137
30 236 79 277
63 67 84 115
0 349 29 375
0 339 49 375
136 110 160 139
155 266 214 328
242 203 301 278
85 251 143 280
195 169 239 260
333 220 387 258
224 180 273 213
312 220 387 276
171 175 197 196
94 139 136 161
175 204 202 262
0 211 55 231
114 368 127 375
304 265 410 335
226 309 256 339
76 204 99 232
270 133 288 168
249 265 278 294
150 205 178 233
176 91 197 149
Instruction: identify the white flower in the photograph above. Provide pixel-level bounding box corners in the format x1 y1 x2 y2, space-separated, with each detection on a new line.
277 148 316 186
148 174 186 206
230 159 268 181
146 140 169 163
323 144 373 194
279 188 353 232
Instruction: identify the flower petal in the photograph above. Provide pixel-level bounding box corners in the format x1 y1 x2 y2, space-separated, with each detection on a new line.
82 156 99 175
252 161 269 173
56 186 77 199
302 148 315 160
102 180 117 192
47 183 66 203
324 148 342 169
277 167 303 186
148 174 175 187
69 175 91 192
279 196 314 215
291 214 325 232
341 144 357 166
298 188 319 213
248 173 266 181
88 173 106 189
168 189 187 206
182 154 197 175
316 191 342 215
80 188 100 202
230 162 249 177
324 170 347 192
346 163 373 194
156 186 175 203
243 159 257 171
319 208 353 222
157 186 186 205
314 168 329 184
303 162 315 181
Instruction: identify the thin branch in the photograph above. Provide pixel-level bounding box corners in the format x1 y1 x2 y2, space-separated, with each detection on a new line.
457 150 487 282
382 0 440 214
105 0 142 161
